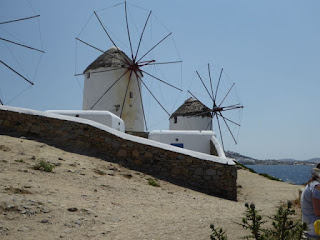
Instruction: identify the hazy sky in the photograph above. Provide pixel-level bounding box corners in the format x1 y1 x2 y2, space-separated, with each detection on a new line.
1 0 319 160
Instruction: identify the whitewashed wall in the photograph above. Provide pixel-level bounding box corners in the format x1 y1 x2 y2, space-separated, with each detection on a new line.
82 67 144 132
148 130 225 157
169 115 212 130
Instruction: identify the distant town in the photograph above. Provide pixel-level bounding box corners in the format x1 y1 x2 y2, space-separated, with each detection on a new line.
226 151 320 166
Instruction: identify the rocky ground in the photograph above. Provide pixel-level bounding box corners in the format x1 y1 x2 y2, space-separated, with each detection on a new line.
0 135 303 240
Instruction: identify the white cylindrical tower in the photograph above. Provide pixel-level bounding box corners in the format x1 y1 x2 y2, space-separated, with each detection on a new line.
82 47 144 132
169 97 212 130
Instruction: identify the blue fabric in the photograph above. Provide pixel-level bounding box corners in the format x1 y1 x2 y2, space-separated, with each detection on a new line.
312 186 320 200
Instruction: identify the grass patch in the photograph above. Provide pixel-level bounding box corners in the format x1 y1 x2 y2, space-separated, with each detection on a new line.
236 162 282 182
32 160 55 172
147 178 160 187
236 162 256 173
5 187 32 194
93 169 106 175
258 173 282 182
15 159 24 163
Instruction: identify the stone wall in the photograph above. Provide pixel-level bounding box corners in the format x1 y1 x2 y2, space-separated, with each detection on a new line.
0 107 237 200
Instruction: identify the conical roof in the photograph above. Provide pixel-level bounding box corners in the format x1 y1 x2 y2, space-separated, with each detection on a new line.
170 97 212 118
84 47 131 73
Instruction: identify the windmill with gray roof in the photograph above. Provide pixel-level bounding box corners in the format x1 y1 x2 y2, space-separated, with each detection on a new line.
75 1 182 132
185 64 244 150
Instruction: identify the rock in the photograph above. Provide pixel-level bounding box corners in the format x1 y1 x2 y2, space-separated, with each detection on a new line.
74 220 81 226
67 207 78 212
205 169 216 176
194 168 204 175
0 145 11 152
41 208 50 213
0 226 9 235
122 173 132 179
117 149 127 158
106 170 114 176
31 156 36 160
41 219 49 224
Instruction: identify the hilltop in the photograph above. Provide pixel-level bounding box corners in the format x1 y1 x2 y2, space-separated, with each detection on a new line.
226 151 319 165
0 135 302 240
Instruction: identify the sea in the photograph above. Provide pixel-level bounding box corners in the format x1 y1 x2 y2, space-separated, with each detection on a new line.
245 164 317 185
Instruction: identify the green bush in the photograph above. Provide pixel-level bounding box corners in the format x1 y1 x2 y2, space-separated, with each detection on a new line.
210 201 307 240
147 178 160 187
210 224 228 240
15 159 24 163
32 160 55 172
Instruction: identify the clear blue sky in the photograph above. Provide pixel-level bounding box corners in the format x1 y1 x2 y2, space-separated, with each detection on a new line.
1 0 319 160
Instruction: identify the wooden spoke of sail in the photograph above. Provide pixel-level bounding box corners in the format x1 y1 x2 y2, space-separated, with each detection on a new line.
217 112 240 127
136 74 170 116
205 119 212 130
134 71 148 131
220 105 243 112
90 69 129 109
196 70 214 102
142 60 182 66
134 10 152 61
94 11 129 63
215 68 223 101
0 37 45 53
94 11 120 51
0 60 34 85
220 112 237 144
141 70 182 91
0 98 3 105
187 90 199 101
208 63 216 106
75 38 128 66
216 114 224 151
218 83 235 108
0 15 40 25
124 1 134 59
136 32 172 63
120 70 133 118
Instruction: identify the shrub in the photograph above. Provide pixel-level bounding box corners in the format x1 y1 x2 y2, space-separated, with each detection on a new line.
241 203 266 240
210 224 228 240
210 201 307 240
147 178 160 187
15 159 24 163
33 160 55 172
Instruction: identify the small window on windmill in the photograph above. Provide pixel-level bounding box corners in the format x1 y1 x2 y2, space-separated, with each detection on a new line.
129 92 133 98
174 116 177 123
87 72 90 79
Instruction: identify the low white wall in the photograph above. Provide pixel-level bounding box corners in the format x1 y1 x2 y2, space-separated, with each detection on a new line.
46 110 125 132
148 130 225 157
